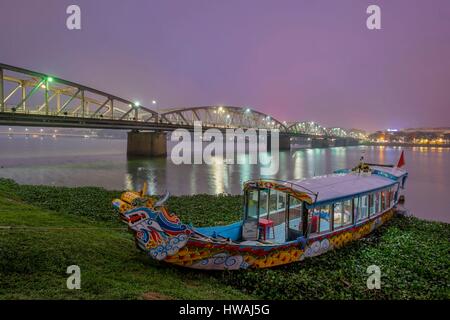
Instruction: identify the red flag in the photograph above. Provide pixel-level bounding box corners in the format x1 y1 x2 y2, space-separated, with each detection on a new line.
396 150 405 168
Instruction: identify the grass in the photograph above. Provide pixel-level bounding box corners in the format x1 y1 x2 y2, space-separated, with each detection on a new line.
0 178 449 300
221 217 450 299
0 179 250 300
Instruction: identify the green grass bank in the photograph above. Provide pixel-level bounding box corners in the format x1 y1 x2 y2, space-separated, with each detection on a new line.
0 178 448 299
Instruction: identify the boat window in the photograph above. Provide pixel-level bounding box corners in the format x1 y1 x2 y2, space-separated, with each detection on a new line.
381 191 386 211
246 189 259 220
309 209 319 235
386 188 391 208
269 190 287 230
277 192 287 211
269 190 286 215
356 195 369 221
333 202 343 229
369 194 375 216
259 189 269 218
374 192 381 214
320 205 332 232
288 196 303 231
290 196 302 210
385 189 390 208
310 205 331 234
342 199 353 226
269 191 277 214
386 190 390 208
390 187 396 207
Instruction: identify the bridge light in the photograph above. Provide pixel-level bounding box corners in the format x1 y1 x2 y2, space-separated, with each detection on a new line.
245 108 251 113
40 84 46 89
134 101 140 107
218 106 223 112
152 100 157 105
47 77 53 82
226 114 230 119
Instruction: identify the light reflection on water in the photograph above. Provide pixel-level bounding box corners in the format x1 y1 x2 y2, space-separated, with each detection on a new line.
0 136 449 223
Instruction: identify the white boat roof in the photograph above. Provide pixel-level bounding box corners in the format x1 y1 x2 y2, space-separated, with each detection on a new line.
284 168 407 205
370 166 408 178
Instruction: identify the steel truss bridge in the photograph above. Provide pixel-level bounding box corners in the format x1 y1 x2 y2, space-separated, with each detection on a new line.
0 63 366 139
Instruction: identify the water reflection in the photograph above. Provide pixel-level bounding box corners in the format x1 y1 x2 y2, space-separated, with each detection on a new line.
209 157 226 194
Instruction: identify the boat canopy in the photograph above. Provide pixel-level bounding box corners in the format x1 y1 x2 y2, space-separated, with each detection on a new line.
244 167 407 207
243 179 317 205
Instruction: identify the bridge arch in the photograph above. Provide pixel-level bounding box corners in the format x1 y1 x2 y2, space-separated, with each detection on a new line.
0 63 158 122
159 106 287 131
288 121 328 136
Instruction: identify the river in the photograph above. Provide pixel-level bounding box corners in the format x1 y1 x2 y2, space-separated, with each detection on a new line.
0 135 448 223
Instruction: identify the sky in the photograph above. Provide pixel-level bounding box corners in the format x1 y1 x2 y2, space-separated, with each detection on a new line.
0 0 449 132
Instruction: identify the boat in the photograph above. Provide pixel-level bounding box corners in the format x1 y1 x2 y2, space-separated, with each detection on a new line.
113 153 408 270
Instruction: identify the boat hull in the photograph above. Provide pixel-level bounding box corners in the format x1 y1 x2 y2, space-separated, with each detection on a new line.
161 209 395 270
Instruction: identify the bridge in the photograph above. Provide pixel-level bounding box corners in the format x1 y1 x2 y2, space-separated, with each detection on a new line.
0 63 366 156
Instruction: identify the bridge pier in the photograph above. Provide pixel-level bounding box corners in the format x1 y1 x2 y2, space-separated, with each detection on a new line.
127 131 167 157
334 137 359 147
278 135 291 150
261 134 291 152
311 138 330 148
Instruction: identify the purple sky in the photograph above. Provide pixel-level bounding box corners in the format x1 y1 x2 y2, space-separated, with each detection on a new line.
1 0 449 131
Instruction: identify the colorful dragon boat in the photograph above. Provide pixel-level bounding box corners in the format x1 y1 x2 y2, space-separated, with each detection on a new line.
113 154 408 270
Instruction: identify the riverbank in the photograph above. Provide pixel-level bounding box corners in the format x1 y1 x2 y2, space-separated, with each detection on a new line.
364 142 450 148
0 179 448 299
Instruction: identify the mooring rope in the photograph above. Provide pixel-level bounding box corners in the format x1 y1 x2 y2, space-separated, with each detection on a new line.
0 225 128 232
